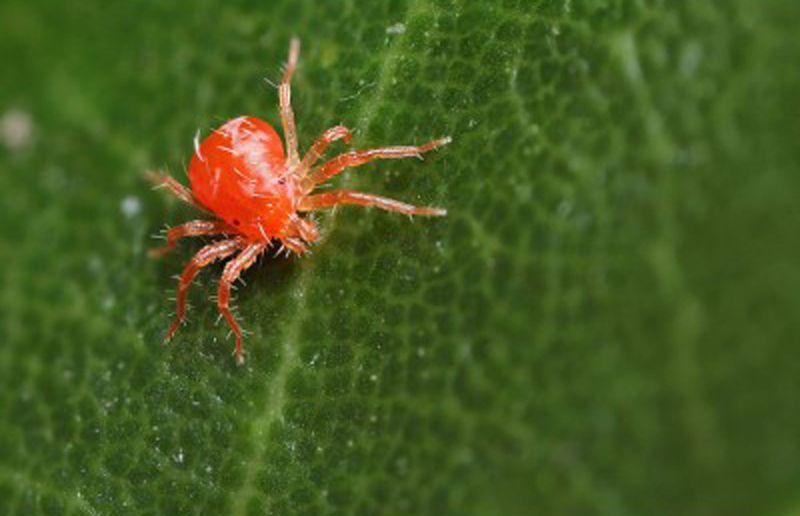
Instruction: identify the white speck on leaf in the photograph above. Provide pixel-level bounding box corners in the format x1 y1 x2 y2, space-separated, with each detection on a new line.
88 255 103 273
395 456 409 475
386 22 406 35
557 199 574 219
121 196 142 218
680 41 703 78
0 109 34 150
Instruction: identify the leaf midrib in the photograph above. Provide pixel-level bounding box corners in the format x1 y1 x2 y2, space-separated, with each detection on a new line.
228 0 434 511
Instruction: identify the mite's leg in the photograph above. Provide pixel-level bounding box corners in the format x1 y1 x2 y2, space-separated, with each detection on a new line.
150 220 234 258
302 136 451 190
296 125 353 177
165 239 242 342
146 170 208 212
217 243 267 365
280 37 301 168
299 190 447 216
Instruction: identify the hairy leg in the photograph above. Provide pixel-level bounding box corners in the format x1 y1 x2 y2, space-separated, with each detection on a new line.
299 189 447 216
165 239 242 342
217 243 267 365
150 220 233 258
296 125 352 177
280 37 301 168
146 170 208 212
302 136 451 190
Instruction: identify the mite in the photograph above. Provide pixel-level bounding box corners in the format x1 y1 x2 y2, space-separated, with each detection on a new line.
149 38 450 365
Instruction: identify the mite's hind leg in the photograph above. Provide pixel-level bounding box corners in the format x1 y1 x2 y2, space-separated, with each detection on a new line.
299 189 447 217
150 220 234 258
296 125 353 177
216 243 267 365
147 170 209 213
302 136 451 190
280 38 301 168
166 238 242 342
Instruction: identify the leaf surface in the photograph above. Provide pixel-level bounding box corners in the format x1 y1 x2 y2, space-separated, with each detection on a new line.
1 1 799 514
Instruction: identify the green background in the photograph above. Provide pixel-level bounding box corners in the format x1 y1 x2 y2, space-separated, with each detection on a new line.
1 0 799 514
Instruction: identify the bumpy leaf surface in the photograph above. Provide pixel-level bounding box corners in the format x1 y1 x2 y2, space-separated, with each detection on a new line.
0 1 799 514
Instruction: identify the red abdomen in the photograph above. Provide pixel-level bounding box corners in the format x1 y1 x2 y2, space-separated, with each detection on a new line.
189 116 299 241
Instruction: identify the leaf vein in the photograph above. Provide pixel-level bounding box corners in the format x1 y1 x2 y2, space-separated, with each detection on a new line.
228 0 435 511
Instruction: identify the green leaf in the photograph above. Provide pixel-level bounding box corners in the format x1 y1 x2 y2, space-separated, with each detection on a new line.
1 0 799 514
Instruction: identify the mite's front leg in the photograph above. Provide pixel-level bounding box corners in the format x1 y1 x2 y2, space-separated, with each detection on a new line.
303 137 451 189
280 38 301 168
297 125 353 178
299 189 446 216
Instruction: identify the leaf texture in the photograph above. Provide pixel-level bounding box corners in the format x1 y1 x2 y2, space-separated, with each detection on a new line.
0 0 799 514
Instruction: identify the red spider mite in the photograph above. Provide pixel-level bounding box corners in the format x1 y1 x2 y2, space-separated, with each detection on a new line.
149 38 450 365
